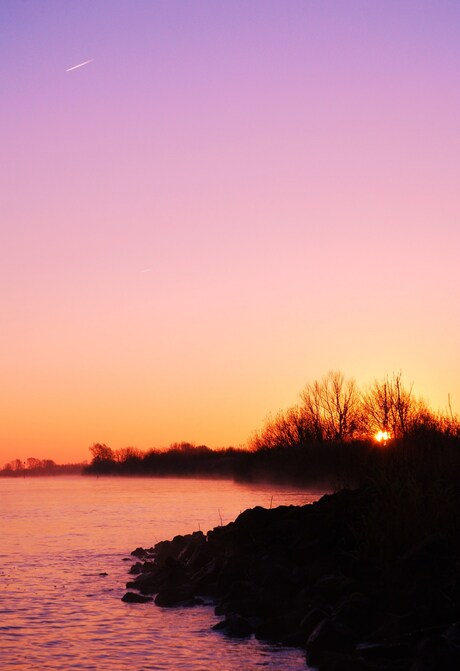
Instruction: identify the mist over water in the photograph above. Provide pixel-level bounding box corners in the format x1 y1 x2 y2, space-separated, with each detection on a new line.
1 476 323 670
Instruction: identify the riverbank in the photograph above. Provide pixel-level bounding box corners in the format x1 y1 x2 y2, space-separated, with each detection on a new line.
123 484 460 670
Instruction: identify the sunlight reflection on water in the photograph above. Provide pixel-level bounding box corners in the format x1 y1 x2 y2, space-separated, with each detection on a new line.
1 476 324 670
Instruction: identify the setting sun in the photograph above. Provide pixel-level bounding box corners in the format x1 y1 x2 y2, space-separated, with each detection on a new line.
375 430 391 444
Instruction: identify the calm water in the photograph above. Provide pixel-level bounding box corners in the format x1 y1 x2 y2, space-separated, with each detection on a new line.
0 476 324 671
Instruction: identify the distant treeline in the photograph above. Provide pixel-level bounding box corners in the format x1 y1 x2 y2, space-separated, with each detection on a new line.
83 442 241 478
84 372 460 487
82 436 460 489
0 458 84 477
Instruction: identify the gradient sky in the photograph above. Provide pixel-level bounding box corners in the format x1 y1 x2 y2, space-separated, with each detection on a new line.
1 0 459 465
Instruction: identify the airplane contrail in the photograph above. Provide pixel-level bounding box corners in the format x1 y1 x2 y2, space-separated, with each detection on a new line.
66 58 94 72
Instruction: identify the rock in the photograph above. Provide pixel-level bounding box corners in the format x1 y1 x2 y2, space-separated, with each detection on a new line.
178 531 207 564
129 562 143 574
122 592 153 603
182 597 205 607
411 635 459 671
131 547 154 559
215 597 259 618
126 571 161 594
306 651 379 671
306 617 356 667
400 537 454 578
212 614 254 638
154 532 205 565
357 641 412 664
254 608 305 645
189 557 219 591
305 573 354 606
299 607 329 640
154 585 195 607
131 547 146 557
445 620 460 649
334 593 375 637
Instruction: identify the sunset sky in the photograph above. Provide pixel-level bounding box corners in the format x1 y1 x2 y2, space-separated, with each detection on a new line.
1 1 459 465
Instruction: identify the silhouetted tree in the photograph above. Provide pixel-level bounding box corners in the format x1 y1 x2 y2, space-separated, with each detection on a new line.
115 447 142 463
88 443 116 472
27 457 42 470
249 406 314 451
300 371 362 441
362 373 426 439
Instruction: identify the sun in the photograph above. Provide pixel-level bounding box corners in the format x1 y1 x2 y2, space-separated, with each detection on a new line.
375 430 390 444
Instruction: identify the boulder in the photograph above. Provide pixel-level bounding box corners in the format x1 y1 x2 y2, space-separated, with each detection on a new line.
154 585 195 607
212 614 254 638
411 635 459 671
122 592 153 603
306 617 356 667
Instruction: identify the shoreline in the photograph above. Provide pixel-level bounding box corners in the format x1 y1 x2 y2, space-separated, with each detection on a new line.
122 486 460 670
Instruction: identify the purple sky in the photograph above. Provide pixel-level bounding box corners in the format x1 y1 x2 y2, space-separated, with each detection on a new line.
1 1 459 463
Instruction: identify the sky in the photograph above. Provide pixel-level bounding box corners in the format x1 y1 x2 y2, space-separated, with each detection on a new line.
1 0 459 465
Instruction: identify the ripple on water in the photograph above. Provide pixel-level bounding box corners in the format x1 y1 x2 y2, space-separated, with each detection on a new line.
2 477 322 670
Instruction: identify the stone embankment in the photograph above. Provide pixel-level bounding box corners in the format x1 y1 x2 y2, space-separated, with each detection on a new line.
122 487 460 670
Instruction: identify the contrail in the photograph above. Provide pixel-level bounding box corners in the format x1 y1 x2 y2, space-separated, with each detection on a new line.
66 59 94 72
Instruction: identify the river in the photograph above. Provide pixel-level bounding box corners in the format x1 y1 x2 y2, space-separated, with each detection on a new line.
1 476 325 670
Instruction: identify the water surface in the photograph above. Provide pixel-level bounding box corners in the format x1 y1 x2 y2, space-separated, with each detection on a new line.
1 476 324 670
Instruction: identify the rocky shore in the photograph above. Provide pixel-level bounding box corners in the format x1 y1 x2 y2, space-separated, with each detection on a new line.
122 487 460 670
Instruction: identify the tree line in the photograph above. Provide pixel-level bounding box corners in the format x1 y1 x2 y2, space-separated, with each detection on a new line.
83 371 459 486
3 371 457 483
84 442 238 477
249 371 458 449
0 457 84 477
